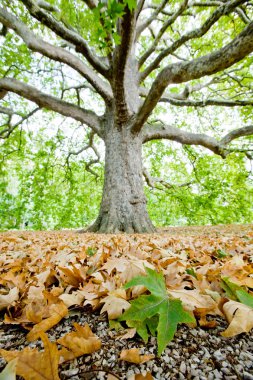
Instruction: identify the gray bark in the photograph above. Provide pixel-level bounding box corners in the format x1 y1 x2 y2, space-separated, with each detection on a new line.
88 120 155 233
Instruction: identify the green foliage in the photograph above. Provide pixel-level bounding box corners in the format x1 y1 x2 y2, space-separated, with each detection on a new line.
118 267 195 355
221 277 253 308
0 128 102 230
95 0 136 49
144 141 253 226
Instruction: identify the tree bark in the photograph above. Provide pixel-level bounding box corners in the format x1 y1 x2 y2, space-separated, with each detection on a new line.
88 124 156 233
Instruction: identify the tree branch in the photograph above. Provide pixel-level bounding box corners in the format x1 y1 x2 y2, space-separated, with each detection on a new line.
37 0 59 13
140 0 248 80
143 167 193 190
135 0 169 40
158 97 253 107
0 7 113 103
66 130 101 177
142 122 253 158
20 0 110 77
0 78 102 136
0 106 22 116
220 125 253 145
112 5 137 121
138 0 189 69
0 107 39 139
133 21 253 132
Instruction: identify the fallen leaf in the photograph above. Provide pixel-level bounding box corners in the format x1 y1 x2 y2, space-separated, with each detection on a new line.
100 289 131 319
27 302 68 341
221 300 253 337
116 328 136 340
0 288 19 311
168 289 219 314
119 348 155 364
59 290 85 307
107 375 119 380
57 323 101 362
0 333 60 380
0 358 17 380
127 373 154 380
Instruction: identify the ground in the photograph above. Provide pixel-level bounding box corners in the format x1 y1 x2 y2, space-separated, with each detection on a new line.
0 225 253 379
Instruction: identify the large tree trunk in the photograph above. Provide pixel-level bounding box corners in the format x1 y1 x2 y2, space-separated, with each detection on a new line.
88 125 156 233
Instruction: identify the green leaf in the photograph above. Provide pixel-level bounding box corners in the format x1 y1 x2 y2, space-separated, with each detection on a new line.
146 315 159 336
236 289 253 308
186 268 197 278
126 320 149 343
109 320 123 331
124 0 137 11
119 268 194 355
221 277 242 300
124 267 167 297
221 278 253 308
216 249 228 258
157 299 195 355
119 294 164 321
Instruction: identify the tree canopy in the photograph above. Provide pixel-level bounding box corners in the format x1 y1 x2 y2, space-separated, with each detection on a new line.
0 0 253 231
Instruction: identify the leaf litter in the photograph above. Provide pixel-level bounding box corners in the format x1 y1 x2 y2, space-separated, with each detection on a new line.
0 225 252 379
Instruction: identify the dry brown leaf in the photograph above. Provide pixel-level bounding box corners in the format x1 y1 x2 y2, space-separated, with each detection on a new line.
100 289 130 319
127 373 154 380
116 328 136 340
107 375 119 380
27 302 68 341
119 348 155 364
0 287 19 311
0 332 60 380
59 290 85 307
221 300 253 337
168 289 220 314
57 322 101 362
194 307 218 329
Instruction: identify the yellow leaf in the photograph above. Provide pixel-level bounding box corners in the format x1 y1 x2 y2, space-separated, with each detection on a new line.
57 323 101 362
119 348 155 364
221 300 253 337
0 333 60 380
27 302 68 341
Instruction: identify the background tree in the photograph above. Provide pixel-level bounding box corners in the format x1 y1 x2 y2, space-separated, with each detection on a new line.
0 0 253 232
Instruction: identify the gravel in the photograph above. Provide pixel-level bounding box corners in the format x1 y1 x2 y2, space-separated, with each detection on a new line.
0 308 252 380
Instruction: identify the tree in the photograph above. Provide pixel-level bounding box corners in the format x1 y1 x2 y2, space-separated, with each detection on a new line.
0 0 253 233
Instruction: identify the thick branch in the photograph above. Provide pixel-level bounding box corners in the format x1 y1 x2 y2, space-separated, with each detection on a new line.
142 123 223 155
140 0 248 79
142 122 253 157
0 7 112 102
134 21 253 132
20 0 109 77
220 125 253 145
112 6 137 120
0 78 102 136
158 97 253 107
